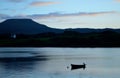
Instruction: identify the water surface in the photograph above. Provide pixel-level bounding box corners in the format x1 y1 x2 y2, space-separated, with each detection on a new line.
0 48 120 78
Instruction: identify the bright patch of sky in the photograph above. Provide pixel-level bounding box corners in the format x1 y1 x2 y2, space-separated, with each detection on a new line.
0 0 120 28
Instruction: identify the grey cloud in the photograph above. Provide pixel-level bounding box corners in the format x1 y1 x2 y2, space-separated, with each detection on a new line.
0 11 117 20
25 11 117 19
115 0 120 2
6 0 24 3
0 14 11 20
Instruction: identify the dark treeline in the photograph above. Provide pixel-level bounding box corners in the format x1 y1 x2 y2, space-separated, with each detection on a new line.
0 30 120 47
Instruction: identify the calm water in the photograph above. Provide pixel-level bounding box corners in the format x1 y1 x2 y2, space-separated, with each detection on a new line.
0 48 120 78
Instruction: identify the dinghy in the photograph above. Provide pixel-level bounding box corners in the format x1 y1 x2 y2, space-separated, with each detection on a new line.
71 63 86 70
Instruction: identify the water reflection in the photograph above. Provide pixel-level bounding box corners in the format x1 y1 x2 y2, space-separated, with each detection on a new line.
0 50 49 62
0 61 38 72
0 58 49 78
0 48 120 78
0 50 51 78
0 52 50 72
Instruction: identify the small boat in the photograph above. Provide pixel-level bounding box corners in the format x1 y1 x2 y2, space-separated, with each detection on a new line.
71 63 86 70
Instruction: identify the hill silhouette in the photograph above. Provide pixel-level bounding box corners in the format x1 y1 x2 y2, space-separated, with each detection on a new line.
0 19 63 34
0 19 120 47
0 19 120 34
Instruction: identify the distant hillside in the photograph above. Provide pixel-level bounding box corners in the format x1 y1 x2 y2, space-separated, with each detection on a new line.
0 19 120 34
0 19 120 47
0 19 63 34
65 28 120 33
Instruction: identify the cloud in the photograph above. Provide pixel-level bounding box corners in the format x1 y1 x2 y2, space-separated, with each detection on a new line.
0 14 11 20
30 1 59 7
6 0 24 2
25 11 117 19
115 0 120 2
0 11 118 20
80 11 116 16
0 11 119 28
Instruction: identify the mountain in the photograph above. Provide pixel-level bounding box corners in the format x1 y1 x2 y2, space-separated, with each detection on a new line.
0 19 120 34
65 28 120 33
0 19 63 34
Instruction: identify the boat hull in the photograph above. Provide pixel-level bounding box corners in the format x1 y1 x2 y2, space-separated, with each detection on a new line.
71 64 86 70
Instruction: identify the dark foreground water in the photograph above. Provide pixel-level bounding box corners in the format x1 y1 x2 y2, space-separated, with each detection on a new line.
0 48 120 78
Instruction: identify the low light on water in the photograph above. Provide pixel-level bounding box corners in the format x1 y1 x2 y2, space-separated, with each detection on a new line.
0 48 120 78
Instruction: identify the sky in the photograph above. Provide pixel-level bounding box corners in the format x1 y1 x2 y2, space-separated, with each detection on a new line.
0 0 120 29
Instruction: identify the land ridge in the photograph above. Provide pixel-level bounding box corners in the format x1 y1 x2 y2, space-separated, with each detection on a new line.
0 19 120 47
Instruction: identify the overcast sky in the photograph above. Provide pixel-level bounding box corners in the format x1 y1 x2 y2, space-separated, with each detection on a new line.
0 0 120 29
